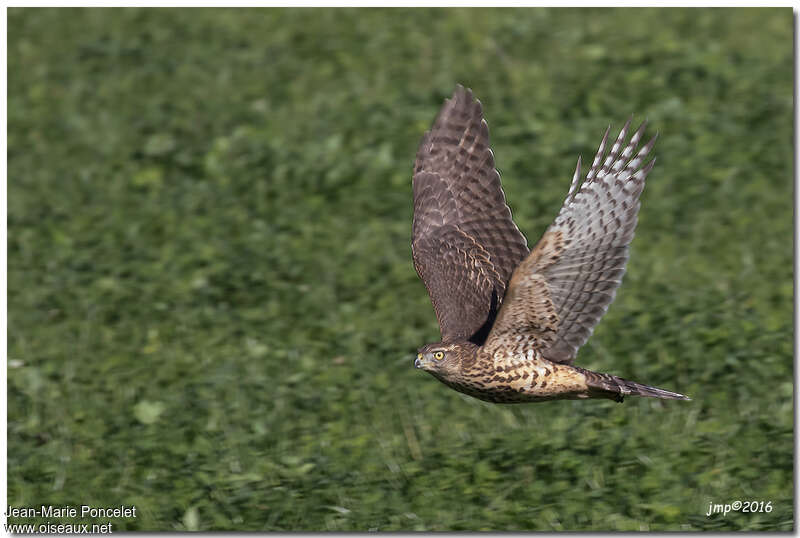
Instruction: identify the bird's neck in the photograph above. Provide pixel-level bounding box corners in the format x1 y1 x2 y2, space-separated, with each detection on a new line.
435 343 488 384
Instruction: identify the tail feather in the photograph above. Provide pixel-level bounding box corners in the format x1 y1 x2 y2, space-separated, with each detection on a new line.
580 368 690 402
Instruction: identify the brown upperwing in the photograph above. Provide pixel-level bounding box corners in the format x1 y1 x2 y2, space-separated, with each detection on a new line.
412 85 529 343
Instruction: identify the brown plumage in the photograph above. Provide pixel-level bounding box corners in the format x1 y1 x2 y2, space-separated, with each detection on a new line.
412 85 689 404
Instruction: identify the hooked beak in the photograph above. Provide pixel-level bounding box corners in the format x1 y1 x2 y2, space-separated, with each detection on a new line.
414 353 424 368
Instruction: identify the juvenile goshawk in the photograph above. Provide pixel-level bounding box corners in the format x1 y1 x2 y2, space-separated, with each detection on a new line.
412 85 689 403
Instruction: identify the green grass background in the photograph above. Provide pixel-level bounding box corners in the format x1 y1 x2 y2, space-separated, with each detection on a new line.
8 7 793 531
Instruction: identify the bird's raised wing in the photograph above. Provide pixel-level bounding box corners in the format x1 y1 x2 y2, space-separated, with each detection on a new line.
484 118 657 363
412 85 529 344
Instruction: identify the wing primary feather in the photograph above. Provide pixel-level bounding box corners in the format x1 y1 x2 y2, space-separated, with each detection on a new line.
567 155 582 201
586 126 611 181
637 156 657 179
614 120 648 172
598 116 632 180
622 133 658 179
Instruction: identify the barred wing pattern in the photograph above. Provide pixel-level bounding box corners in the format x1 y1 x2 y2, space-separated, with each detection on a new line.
412 85 529 343
485 118 657 363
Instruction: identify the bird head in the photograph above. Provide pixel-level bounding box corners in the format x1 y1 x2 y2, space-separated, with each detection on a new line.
415 342 472 378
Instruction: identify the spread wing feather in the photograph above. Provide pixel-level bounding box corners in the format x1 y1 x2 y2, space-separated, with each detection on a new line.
412 85 529 343
484 118 657 363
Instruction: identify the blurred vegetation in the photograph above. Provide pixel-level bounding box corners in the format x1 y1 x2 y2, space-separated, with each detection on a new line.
7 7 792 531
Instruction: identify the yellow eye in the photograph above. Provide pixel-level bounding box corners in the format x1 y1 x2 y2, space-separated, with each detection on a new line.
434 351 445 360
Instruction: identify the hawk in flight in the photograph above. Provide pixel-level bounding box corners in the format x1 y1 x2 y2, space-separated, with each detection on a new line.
412 85 689 403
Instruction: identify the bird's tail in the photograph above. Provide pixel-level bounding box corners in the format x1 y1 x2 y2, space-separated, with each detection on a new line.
579 368 690 403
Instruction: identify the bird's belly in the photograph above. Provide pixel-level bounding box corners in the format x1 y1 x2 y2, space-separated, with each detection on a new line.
444 354 592 403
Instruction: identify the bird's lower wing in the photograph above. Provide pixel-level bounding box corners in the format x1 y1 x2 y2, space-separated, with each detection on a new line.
413 222 504 344
484 118 657 363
